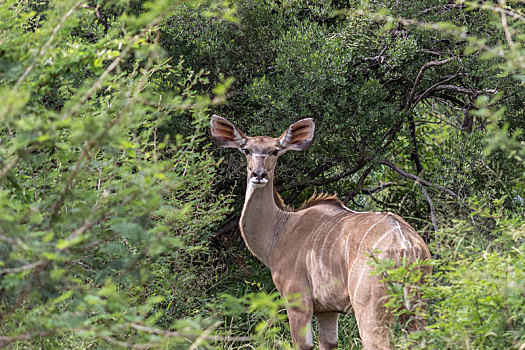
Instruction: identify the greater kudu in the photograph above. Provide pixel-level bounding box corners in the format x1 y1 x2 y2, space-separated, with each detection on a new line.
210 115 431 350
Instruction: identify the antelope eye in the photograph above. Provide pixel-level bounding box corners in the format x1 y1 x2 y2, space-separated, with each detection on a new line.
271 149 279 156
243 148 251 155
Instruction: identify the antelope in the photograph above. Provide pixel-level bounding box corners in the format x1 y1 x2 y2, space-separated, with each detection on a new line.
210 115 431 350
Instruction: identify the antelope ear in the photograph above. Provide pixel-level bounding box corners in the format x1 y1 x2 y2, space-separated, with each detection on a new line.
279 118 315 151
210 115 247 148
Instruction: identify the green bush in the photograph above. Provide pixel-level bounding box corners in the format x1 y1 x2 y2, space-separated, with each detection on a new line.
0 0 235 347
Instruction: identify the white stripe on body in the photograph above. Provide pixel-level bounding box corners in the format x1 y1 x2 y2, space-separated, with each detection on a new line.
372 227 396 249
326 215 360 294
347 214 388 303
320 215 353 280
307 215 337 306
353 227 397 301
395 220 412 249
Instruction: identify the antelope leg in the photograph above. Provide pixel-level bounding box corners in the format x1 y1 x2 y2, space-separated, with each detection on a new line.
315 312 339 350
286 306 314 350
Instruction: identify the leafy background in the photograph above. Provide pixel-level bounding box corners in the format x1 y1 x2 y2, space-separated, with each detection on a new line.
0 0 523 349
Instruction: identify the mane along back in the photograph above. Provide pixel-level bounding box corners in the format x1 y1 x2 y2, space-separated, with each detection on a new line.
299 192 346 210
272 189 346 212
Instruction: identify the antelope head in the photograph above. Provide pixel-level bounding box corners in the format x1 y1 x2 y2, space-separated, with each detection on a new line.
210 115 316 189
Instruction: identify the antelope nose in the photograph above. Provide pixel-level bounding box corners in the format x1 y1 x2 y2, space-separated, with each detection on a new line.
252 170 267 180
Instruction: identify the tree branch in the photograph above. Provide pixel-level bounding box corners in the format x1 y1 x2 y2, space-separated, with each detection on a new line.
408 112 424 174
361 47 388 64
280 161 366 205
0 234 29 250
348 165 374 199
406 56 459 110
418 183 438 232
0 261 46 276
276 162 332 204
424 84 498 96
0 330 55 348
412 70 463 106
380 159 458 198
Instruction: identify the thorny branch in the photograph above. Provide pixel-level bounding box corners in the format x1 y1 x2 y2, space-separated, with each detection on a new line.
99 335 157 350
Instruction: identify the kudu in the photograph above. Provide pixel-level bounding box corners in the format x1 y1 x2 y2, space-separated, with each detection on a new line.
210 115 431 350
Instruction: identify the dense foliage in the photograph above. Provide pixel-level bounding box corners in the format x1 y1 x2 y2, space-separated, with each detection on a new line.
0 0 237 347
0 0 523 348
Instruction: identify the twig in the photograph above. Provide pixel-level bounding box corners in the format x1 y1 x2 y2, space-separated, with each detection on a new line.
0 261 48 322
426 84 497 96
367 191 395 209
47 91 134 223
380 160 458 198
0 330 55 348
46 138 95 222
361 47 388 63
419 3 464 15
408 112 424 174
0 261 46 276
63 202 104 245
59 46 128 121
189 326 215 350
277 162 332 204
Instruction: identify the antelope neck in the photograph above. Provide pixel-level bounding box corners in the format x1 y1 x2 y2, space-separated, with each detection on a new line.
240 177 290 266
